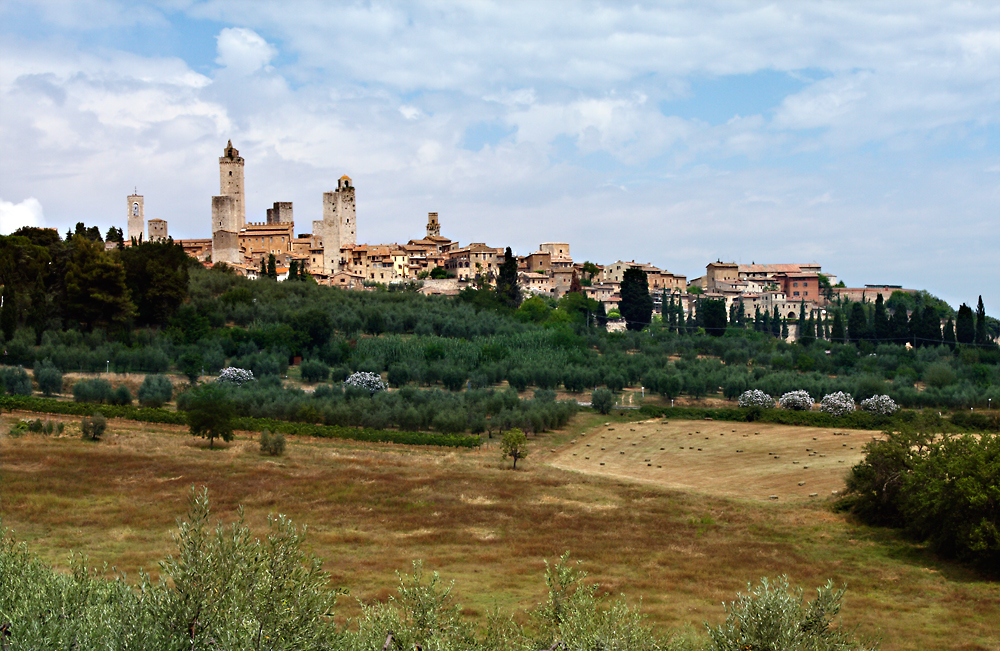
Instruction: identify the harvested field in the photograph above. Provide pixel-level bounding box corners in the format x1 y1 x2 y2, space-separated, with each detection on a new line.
550 419 883 502
1 411 998 650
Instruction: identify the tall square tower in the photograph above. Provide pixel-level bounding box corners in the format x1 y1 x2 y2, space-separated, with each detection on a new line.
127 193 144 243
218 140 245 231
320 175 356 274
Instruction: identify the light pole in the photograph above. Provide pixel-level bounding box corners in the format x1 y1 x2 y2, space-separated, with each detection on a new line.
106 360 109 374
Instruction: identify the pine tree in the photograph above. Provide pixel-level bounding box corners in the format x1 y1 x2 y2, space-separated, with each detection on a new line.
0 285 16 341
975 296 988 345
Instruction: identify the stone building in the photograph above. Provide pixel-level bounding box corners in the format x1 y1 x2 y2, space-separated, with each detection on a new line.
147 218 168 242
266 201 293 225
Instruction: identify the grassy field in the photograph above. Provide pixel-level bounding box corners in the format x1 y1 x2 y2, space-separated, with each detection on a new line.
1 410 998 650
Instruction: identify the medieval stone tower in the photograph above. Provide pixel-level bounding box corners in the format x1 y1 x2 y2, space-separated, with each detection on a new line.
127 193 144 243
211 140 244 265
219 140 245 230
314 175 356 274
426 212 440 238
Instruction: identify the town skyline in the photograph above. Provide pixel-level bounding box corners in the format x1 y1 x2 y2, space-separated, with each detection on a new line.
1 1 997 310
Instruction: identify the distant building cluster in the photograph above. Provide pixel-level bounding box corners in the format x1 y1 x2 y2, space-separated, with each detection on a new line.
125 141 916 331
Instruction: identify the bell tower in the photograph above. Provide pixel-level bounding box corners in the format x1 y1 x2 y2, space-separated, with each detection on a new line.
426 212 440 238
127 192 144 243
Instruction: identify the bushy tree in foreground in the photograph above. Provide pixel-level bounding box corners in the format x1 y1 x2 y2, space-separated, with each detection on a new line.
591 387 614 415
501 428 529 469
706 576 879 651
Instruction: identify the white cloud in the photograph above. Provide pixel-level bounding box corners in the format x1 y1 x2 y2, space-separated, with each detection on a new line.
0 197 44 233
215 27 277 75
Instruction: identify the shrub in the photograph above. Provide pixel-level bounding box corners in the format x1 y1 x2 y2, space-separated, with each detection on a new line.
0 366 32 396
259 429 286 456
820 391 856 417
108 385 132 406
80 412 107 441
778 390 813 411
137 374 174 408
299 359 329 383
34 360 63 396
738 389 774 409
591 388 614 415
217 366 255 386
706 576 878 651
72 378 112 403
860 394 899 415
343 371 387 395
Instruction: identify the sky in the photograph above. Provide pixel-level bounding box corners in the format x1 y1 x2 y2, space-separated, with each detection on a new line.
1 1 998 311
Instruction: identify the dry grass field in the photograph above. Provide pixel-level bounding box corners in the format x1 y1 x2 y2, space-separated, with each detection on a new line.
1 411 998 650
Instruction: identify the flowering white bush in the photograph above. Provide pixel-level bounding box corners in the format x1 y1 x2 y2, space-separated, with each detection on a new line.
343 371 387 395
778 390 814 411
217 367 255 386
820 391 856 417
860 394 899 415
738 389 774 409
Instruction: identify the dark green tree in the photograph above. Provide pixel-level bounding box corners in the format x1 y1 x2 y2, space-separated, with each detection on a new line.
183 383 235 448
955 303 975 345
873 294 891 342
0 284 16 341
619 267 653 331
267 254 277 280
770 307 781 338
496 247 521 309
975 296 988 345
831 311 846 343
943 318 957 350
118 239 190 326
848 302 868 343
889 306 909 343
63 237 135 330
701 298 728 337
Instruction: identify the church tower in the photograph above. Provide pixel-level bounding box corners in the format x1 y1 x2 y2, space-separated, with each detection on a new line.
127 193 144 243
426 212 440 238
218 140 245 231
317 175 356 274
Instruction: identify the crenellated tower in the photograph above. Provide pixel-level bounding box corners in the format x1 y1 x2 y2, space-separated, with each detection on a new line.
218 140 245 231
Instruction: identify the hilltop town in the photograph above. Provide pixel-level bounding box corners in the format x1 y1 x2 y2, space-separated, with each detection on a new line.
125 141 914 335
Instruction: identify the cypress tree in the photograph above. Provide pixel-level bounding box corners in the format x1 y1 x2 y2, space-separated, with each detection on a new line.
267 254 277 280
921 305 941 347
796 299 806 336
955 303 975 345
848 302 868 343
889 306 909 343
620 267 653 331
760 308 770 335
781 318 789 340
943 318 957 350
289 260 298 280
496 247 521 309
873 294 890 342
754 306 761 332
975 296 988 345
831 311 845 343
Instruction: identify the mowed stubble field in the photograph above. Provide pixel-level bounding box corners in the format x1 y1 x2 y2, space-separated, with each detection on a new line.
1 411 998 650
